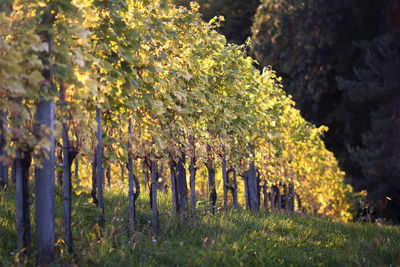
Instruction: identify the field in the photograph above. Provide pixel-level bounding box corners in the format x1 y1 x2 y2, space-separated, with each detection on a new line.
1 184 399 266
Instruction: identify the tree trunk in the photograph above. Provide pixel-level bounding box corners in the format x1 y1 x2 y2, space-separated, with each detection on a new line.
35 35 55 263
285 184 289 213
248 146 259 211
102 150 105 189
189 135 196 217
277 186 282 212
106 166 111 189
127 156 135 234
60 82 77 252
270 185 275 212
35 103 55 262
245 168 258 211
243 171 249 209
91 150 98 205
206 163 217 214
132 171 140 223
151 160 158 235
12 160 16 184
189 156 196 216
257 170 261 209
296 193 301 212
0 110 8 187
289 162 295 213
232 166 239 210
127 118 140 236
176 153 188 214
222 146 228 211
244 145 259 211
127 118 135 234
206 144 217 214
96 106 104 215
62 147 75 253
57 147 63 185
263 183 269 213
143 166 148 192
159 165 166 192
16 149 31 255
169 154 178 214
74 157 79 180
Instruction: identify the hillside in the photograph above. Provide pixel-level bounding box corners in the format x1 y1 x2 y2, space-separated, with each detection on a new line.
1 186 399 266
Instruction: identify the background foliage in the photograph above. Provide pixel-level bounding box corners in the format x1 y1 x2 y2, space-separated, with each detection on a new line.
170 0 260 44
250 0 400 221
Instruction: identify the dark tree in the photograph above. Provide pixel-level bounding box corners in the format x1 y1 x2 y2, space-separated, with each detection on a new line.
171 0 260 44
337 32 400 221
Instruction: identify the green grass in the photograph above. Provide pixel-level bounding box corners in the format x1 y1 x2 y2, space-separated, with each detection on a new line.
1 185 399 266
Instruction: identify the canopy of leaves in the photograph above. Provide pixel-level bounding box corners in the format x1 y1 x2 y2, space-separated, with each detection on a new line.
0 0 360 221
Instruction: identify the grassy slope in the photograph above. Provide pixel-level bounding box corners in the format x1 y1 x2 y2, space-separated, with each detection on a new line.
0 185 399 266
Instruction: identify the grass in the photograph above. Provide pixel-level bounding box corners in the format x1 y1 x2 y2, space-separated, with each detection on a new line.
1 184 400 266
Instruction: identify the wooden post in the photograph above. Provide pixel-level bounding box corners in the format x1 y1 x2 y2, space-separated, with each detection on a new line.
35 34 55 264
